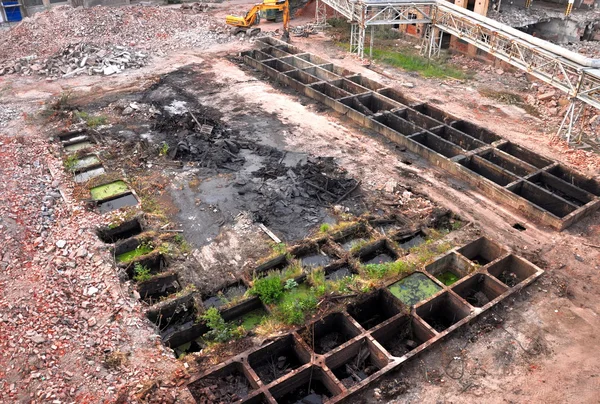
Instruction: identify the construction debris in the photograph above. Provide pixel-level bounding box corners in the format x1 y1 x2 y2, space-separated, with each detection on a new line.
0 43 148 77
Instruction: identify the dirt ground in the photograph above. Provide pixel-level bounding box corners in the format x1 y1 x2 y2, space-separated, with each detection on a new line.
1 2 600 403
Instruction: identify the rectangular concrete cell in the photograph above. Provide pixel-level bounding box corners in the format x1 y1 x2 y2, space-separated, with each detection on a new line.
96 218 142 243
430 125 486 151
478 149 537 177
450 120 502 144
458 156 519 186
528 171 594 207
268 365 342 404
163 321 209 349
253 254 289 279
415 292 471 332
259 45 292 58
457 237 507 266
410 132 465 158
371 112 422 136
296 53 328 65
508 181 577 218
328 78 370 95
413 103 458 124
97 192 138 214
309 82 352 99
355 93 403 114
299 312 361 354
425 252 475 284
188 361 259 403
347 75 386 91
356 239 399 265
146 290 197 325
248 334 311 385
347 289 403 330
278 56 314 70
244 49 273 61
404 108 445 130
497 142 553 169
370 315 435 357
486 254 538 288
546 164 600 197
326 338 389 388
137 272 181 303
283 69 319 85
302 66 339 82
451 273 508 307
262 59 295 73
318 63 355 77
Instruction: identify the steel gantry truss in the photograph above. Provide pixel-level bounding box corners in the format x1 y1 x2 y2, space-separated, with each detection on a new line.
315 0 600 142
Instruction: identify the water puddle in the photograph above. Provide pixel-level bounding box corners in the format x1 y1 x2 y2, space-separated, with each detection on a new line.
64 141 93 152
388 273 442 306
73 155 100 170
74 167 105 183
90 180 129 200
300 253 332 268
325 266 352 281
341 237 368 251
436 270 459 286
230 307 268 331
364 253 394 265
98 193 138 213
398 234 425 250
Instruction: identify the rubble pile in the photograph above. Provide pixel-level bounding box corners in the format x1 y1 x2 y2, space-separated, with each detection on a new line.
0 5 230 70
0 43 148 77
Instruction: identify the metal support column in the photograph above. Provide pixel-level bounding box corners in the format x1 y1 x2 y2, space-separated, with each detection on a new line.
349 23 366 58
369 25 374 59
315 0 328 28
556 100 586 143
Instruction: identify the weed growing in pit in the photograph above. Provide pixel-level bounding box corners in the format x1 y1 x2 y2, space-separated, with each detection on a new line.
159 142 169 156
249 274 284 304
75 111 108 128
173 235 192 254
200 307 244 343
275 287 319 325
281 259 303 280
349 239 370 254
436 241 453 254
284 279 298 290
332 274 359 294
319 223 331 233
133 263 152 282
63 154 78 172
270 242 287 255
451 220 463 231
362 260 413 280
410 240 437 264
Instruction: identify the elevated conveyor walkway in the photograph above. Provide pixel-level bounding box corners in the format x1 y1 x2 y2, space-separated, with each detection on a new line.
314 0 600 140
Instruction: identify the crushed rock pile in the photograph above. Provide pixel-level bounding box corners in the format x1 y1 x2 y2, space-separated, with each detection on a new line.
0 5 231 74
0 43 148 77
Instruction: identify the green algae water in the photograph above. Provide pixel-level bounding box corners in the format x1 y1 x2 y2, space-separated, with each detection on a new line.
90 180 128 200
437 271 459 286
116 245 153 263
236 307 268 331
388 272 442 306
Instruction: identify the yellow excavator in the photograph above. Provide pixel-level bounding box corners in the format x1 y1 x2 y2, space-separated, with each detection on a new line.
225 0 290 41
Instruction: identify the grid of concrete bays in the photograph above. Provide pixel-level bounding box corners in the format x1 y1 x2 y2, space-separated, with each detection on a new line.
186 235 543 404
241 37 600 231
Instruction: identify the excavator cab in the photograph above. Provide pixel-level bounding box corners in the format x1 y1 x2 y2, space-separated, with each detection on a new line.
225 0 290 41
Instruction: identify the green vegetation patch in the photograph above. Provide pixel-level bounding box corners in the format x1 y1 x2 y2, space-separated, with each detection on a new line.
249 274 285 304
90 180 129 200
362 260 414 280
370 48 469 80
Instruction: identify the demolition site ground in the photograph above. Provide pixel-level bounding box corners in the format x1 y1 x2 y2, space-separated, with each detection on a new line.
1 3 600 404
